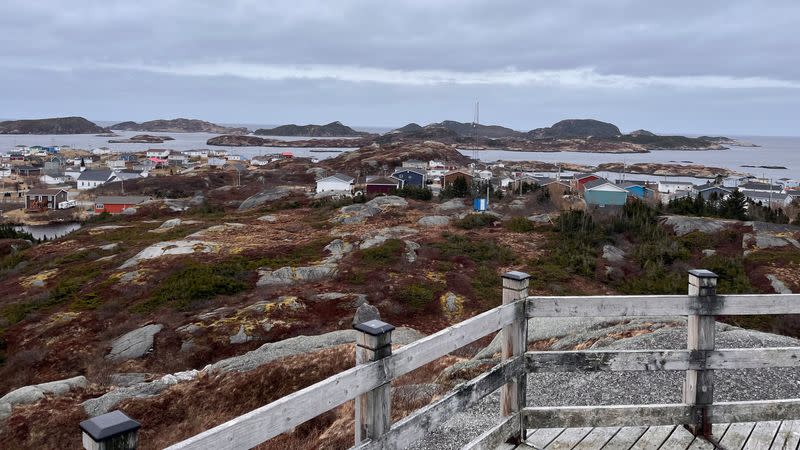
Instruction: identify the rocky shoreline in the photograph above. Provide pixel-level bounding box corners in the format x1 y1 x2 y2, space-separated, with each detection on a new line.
498 160 740 178
109 134 175 144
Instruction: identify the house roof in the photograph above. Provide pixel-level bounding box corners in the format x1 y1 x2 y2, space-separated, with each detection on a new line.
444 170 473 177
78 169 113 181
366 176 401 185
573 172 598 180
694 183 732 192
659 180 693 186
583 178 612 190
739 181 783 191
618 181 654 190
741 190 791 202
393 168 426 176
319 173 355 183
95 196 152 205
27 188 67 196
585 181 628 192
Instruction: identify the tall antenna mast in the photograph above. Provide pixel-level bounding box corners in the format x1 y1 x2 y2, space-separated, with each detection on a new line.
472 101 479 162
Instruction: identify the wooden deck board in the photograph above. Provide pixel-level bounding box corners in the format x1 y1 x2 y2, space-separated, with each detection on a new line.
744 421 781 450
512 422 800 450
719 422 757 450
602 426 648 450
544 427 593 450
771 420 800 450
572 427 620 449
526 428 565 449
659 425 696 450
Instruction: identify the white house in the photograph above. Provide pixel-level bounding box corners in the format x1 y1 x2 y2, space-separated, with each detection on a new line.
39 174 68 185
92 147 113 155
658 180 695 194
107 160 127 169
316 173 355 193
741 190 794 209
77 169 116 190
146 149 170 158
208 157 226 167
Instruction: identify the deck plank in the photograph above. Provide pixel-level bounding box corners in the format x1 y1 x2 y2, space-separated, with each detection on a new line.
545 427 593 450
744 421 781 450
602 426 648 450
686 437 715 450
630 426 676 450
527 428 565 449
719 422 757 450
572 427 620 449
771 420 800 450
659 425 696 450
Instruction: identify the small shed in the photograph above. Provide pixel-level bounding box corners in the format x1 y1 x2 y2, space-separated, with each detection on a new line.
95 196 152 214
391 169 426 188
584 181 628 206
366 176 401 195
26 188 69 211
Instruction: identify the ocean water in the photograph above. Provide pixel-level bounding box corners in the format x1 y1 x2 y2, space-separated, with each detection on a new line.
464 135 800 182
1 131 797 181
0 131 356 160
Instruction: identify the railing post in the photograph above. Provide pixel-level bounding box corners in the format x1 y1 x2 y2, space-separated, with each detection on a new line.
501 271 530 444
684 269 718 438
79 410 140 450
354 319 394 445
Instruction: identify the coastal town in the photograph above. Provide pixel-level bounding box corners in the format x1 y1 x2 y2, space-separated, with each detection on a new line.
2 138 799 230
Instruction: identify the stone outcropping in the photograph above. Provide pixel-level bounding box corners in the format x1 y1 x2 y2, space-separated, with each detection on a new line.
238 188 291 211
0 376 88 420
107 324 163 361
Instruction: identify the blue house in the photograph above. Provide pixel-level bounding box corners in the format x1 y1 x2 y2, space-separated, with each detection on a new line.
392 169 427 188
584 179 629 207
619 182 655 199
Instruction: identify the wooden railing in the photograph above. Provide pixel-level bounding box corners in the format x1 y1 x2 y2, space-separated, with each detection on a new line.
164 270 800 450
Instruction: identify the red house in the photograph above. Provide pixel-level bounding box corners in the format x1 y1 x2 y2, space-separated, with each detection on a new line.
572 173 600 191
365 176 401 195
94 195 152 214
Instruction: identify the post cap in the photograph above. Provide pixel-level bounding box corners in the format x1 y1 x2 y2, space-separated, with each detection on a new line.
353 319 395 336
688 269 718 279
79 410 140 442
501 271 530 281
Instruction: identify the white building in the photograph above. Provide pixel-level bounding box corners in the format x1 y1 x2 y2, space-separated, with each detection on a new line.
208 157 226 167
658 180 695 194
146 149 170 158
77 169 116 190
316 173 355 193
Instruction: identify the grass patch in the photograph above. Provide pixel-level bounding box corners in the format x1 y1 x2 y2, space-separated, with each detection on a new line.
359 239 404 267
135 260 249 312
471 265 501 307
434 233 515 264
397 282 441 310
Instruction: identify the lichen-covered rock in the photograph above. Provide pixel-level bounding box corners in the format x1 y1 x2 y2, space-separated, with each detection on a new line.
237 188 290 211
0 375 88 407
107 324 163 361
229 325 253 344
602 245 626 263
440 292 465 322
404 240 420 263
119 240 217 269
436 199 466 211
418 216 450 227
256 265 338 286
353 303 381 326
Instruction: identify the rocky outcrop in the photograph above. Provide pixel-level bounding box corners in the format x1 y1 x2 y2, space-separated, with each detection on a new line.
331 196 409 224
237 188 291 210
0 376 88 419
418 216 450 227
108 134 175 143
529 119 621 139
111 118 248 134
602 244 626 263
0 116 107 134
353 303 381 325
254 121 368 137
660 215 735 236
256 265 338 286
107 324 163 361
82 370 198 417
118 240 218 269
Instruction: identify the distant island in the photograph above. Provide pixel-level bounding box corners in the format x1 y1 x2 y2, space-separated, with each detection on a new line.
0 116 107 134
108 134 175 144
253 121 369 137
111 118 248 134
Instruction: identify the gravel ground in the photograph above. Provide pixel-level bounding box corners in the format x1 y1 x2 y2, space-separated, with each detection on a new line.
409 321 800 450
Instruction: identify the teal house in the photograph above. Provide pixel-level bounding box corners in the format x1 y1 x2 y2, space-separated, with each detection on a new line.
584 179 629 206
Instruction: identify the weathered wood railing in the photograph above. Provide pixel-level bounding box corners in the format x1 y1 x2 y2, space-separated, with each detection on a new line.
162 270 800 450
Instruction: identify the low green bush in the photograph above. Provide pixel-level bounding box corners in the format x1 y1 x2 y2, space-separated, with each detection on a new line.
397 283 440 310
360 239 404 267
504 217 535 233
137 260 249 312
435 233 515 264
454 214 496 230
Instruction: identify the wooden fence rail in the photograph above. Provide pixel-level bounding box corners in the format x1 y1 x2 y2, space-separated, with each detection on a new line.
153 270 800 450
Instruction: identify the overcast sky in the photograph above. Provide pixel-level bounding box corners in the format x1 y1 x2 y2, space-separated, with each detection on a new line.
1 0 799 135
